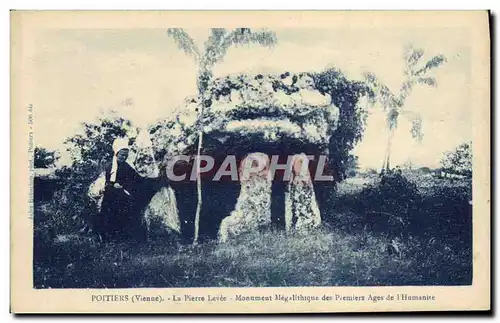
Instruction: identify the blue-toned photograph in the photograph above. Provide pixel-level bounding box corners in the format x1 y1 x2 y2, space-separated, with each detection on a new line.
32 26 473 289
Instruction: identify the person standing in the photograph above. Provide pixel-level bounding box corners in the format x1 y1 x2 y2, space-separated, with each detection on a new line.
98 138 153 242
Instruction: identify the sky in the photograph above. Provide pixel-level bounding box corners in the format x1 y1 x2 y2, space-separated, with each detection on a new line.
33 27 472 169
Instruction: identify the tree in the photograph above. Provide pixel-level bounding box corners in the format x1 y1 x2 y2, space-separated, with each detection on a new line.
311 68 372 183
364 45 447 172
167 28 277 245
345 155 360 178
64 115 137 171
53 115 138 235
149 68 372 238
34 147 59 168
441 142 472 178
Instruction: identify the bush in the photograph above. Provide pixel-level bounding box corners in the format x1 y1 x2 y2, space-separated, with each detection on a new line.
338 170 422 238
34 115 139 248
34 147 59 168
441 142 472 178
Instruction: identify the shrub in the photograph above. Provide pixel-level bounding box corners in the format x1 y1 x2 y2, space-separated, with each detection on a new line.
34 115 139 246
441 142 472 178
347 170 422 238
34 147 59 168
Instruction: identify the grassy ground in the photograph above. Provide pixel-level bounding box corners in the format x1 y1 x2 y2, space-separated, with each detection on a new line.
33 173 472 288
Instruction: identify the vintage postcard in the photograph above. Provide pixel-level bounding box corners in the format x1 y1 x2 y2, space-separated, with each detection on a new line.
10 10 490 313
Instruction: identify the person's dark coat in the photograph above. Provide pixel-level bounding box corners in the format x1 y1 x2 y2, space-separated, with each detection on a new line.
100 161 160 242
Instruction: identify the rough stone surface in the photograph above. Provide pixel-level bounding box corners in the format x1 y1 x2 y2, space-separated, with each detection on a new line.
133 70 369 241
130 131 183 235
218 153 322 242
218 154 272 243
285 180 322 231
143 186 181 234
148 72 341 164
285 154 322 232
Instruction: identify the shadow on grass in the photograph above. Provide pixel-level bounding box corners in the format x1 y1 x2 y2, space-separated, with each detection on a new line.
34 226 471 288
34 174 472 289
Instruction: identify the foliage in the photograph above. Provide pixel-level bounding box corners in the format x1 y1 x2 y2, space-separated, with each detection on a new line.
362 171 421 237
34 171 472 289
64 115 137 169
364 45 447 170
441 142 472 178
331 170 472 251
150 68 370 181
36 115 139 241
344 155 360 178
168 28 277 93
312 68 371 180
167 28 278 245
335 170 422 238
364 45 447 123
364 168 379 176
34 146 59 168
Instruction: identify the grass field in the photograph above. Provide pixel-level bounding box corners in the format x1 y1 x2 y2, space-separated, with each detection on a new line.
33 173 472 288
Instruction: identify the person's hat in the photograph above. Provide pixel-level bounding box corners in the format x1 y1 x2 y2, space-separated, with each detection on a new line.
112 137 129 154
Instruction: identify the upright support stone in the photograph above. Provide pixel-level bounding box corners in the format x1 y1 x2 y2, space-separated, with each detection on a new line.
218 153 272 243
147 70 368 242
285 154 322 231
143 186 181 235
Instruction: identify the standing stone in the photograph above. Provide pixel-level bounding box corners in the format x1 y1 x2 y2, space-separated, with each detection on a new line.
129 130 183 235
218 153 272 243
143 186 181 234
285 154 322 231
